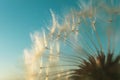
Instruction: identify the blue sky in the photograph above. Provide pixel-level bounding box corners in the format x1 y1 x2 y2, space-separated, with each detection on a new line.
0 0 77 78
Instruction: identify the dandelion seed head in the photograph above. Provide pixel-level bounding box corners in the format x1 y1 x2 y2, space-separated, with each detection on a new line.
24 0 120 80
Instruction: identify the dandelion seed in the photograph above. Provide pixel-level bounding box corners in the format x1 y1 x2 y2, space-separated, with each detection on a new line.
56 41 60 54
91 17 96 31
43 30 48 48
49 9 57 35
71 15 75 32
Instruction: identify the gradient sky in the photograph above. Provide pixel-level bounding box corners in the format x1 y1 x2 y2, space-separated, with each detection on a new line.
0 0 78 78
